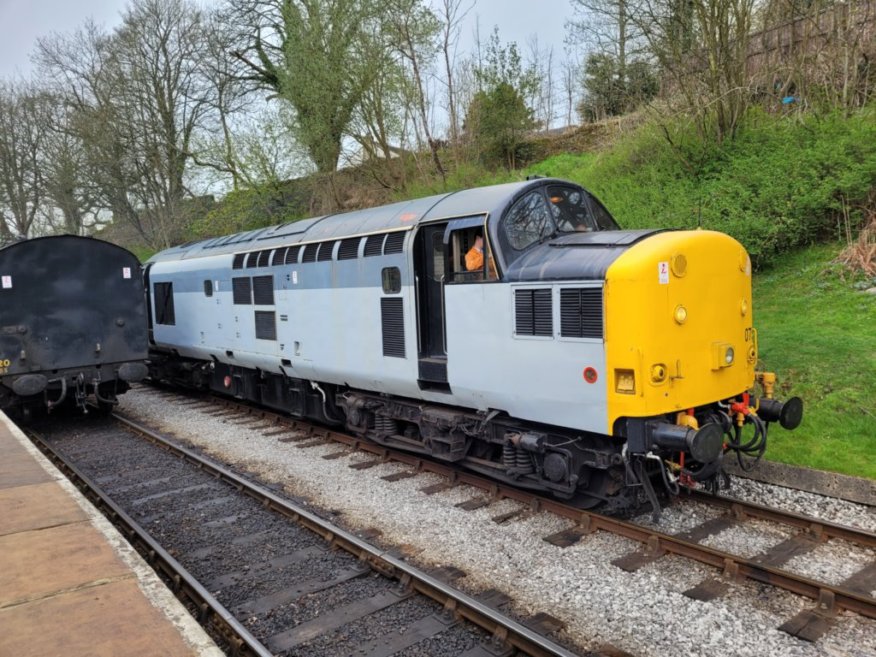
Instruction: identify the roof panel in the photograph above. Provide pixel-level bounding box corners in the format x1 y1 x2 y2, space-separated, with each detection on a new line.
147 180 559 264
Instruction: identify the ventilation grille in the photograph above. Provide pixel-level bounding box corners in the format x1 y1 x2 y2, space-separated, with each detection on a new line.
383 232 405 254
338 237 360 260
515 289 553 337
244 253 257 268
255 311 277 340
232 254 246 269
381 297 405 358
317 241 334 261
256 250 271 267
232 277 252 305
252 275 274 305
272 248 287 266
364 234 385 257
302 244 318 263
285 245 301 264
560 288 604 338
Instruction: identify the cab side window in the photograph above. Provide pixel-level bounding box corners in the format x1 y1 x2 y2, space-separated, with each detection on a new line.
448 228 497 282
504 191 554 250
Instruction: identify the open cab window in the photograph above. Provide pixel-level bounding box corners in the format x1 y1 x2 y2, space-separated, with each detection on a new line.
446 226 498 282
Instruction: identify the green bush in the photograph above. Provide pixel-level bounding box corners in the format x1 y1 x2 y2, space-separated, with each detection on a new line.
527 108 876 268
192 184 308 238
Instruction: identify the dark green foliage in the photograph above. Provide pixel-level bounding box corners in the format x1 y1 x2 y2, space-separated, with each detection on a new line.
528 108 876 268
191 183 308 238
577 54 657 122
465 29 539 169
466 82 537 169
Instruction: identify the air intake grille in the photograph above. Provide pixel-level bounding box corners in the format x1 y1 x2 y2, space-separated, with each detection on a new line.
515 289 553 337
364 234 385 257
271 248 286 266
256 250 271 267
338 238 360 260
232 277 252 305
381 297 405 358
232 253 246 269
560 288 604 338
285 245 301 264
383 232 405 254
252 275 274 305
317 241 334 261
302 244 318 263
255 311 276 340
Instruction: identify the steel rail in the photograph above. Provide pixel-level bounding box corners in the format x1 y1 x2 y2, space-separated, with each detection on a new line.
108 412 582 657
684 488 876 548
25 427 273 657
151 390 876 622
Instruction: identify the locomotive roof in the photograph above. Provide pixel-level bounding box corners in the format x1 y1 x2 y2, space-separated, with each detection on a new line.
148 179 558 263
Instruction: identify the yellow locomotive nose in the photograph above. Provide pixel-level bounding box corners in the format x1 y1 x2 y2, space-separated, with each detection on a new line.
603 230 756 432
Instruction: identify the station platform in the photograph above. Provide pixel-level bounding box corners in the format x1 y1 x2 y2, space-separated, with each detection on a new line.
0 412 223 657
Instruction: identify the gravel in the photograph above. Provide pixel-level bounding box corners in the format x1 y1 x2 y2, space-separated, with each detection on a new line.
119 388 876 657
724 477 876 533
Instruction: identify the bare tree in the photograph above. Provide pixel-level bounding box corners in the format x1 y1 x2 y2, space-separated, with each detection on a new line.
437 0 473 143
40 97 101 235
526 35 556 129
0 82 49 237
196 9 252 190
561 54 581 127
628 0 755 142
37 0 211 248
386 0 445 181
568 0 646 93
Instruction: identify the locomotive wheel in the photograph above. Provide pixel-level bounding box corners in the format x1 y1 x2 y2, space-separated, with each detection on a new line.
564 468 616 509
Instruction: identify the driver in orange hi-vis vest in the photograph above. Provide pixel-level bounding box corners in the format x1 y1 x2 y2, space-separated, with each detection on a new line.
465 234 497 279
465 234 485 271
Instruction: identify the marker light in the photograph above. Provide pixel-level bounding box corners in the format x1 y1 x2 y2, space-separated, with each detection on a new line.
674 305 688 324
711 342 735 370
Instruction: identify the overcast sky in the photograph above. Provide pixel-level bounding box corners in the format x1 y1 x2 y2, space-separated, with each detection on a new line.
0 0 572 80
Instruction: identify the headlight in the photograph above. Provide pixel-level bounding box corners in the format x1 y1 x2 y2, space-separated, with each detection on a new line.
725 346 734 364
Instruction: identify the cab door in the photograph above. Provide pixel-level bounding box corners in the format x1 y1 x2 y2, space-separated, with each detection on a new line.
413 215 490 392
414 223 448 390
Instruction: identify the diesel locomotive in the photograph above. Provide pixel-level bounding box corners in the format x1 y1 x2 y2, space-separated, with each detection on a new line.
145 178 802 514
0 235 149 418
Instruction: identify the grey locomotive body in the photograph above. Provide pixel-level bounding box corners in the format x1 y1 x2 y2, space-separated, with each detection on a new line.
146 178 800 512
0 235 149 416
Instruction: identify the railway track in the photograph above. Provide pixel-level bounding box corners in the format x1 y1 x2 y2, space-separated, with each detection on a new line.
26 411 614 657
132 384 876 644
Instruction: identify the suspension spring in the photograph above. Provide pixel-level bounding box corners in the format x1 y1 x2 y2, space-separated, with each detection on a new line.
515 447 534 474
502 442 516 469
374 415 398 436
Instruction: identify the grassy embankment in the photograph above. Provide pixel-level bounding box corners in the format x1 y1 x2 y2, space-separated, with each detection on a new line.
752 245 875 478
